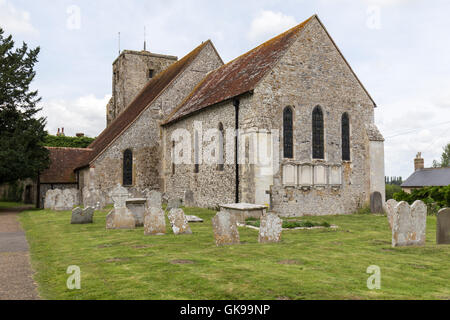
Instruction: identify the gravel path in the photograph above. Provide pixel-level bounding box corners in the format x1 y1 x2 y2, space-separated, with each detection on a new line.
0 207 40 300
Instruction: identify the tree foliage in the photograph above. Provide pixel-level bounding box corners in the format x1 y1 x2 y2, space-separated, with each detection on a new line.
433 143 450 168
44 135 95 148
393 186 450 215
0 28 49 183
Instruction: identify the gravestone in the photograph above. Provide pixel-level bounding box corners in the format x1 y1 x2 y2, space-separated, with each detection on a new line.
186 215 203 223
144 207 166 236
370 192 383 214
167 198 182 210
385 199 398 230
106 184 135 230
147 190 162 209
392 200 427 247
259 213 283 243
126 198 147 227
71 207 94 224
183 190 195 207
436 208 450 245
212 211 240 246
167 208 192 235
83 187 106 210
44 189 57 209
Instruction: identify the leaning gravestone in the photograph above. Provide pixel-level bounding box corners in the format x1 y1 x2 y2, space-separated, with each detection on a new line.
144 207 166 236
259 213 283 243
392 200 427 247
71 207 94 224
211 211 240 246
146 190 162 209
370 191 383 214
385 199 398 230
183 190 195 207
167 208 192 235
106 184 135 230
167 198 182 210
436 208 450 245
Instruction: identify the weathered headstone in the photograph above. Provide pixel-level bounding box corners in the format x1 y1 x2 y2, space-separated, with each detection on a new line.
126 198 147 227
144 207 166 236
167 198 182 210
385 199 398 230
437 208 450 245
186 215 203 223
106 184 135 230
211 211 240 246
167 208 192 235
259 213 283 243
44 189 57 209
71 207 94 224
183 190 195 207
370 191 383 214
392 200 427 247
83 187 106 210
147 190 162 209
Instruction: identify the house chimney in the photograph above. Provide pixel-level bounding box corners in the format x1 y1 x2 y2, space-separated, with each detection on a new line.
414 152 424 171
57 128 60 136
61 127 65 136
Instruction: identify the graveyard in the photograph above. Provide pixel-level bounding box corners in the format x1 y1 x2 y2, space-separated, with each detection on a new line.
12 201 449 300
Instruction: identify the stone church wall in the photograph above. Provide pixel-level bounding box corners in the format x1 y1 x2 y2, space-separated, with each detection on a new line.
253 17 378 216
90 42 223 195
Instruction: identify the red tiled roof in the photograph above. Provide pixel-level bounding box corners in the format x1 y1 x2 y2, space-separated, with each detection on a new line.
40 147 93 183
83 40 214 166
163 16 314 125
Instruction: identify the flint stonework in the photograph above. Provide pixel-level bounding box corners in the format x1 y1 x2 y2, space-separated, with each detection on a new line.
385 199 398 230
436 208 450 245
211 211 240 246
392 200 427 247
183 190 195 207
71 207 94 224
167 208 192 235
144 207 166 236
167 198 182 210
259 213 283 243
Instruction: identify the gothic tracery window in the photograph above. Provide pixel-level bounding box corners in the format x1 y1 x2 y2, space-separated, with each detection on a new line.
312 106 324 159
123 149 133 186
283 107 293 159
342 112 350 161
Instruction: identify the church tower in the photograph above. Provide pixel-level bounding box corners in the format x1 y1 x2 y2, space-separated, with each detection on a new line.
106 50 178 126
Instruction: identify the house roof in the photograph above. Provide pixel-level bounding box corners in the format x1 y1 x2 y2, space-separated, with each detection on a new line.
163 15 315 125
401 167 450 188
81 40 214 167
40 147 93 184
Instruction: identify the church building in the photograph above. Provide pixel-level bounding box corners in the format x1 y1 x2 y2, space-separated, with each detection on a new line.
41 15 385 216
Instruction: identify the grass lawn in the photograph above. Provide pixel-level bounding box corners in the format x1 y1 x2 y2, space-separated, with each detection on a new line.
18 206 450 300
0 201 26 209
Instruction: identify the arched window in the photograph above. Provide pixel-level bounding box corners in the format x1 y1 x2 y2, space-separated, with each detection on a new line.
342 113 350 161
283 107 293 159
123 149 133 186
312 106 324 159
194 131 199 173
217 122 224 171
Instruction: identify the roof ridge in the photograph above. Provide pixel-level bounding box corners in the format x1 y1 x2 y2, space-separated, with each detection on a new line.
163 15 315 125
45 146 93 151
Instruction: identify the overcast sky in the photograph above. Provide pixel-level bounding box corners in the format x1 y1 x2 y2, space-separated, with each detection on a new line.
1 0 450 179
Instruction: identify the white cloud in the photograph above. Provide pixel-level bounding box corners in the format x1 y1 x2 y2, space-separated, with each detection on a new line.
0 0 38 36
248 10 297 43
361 0 414 6
39 94 111 138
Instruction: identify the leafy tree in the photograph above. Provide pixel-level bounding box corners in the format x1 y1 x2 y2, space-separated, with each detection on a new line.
0 28 49 183
44 134 95 148
433 143 450 168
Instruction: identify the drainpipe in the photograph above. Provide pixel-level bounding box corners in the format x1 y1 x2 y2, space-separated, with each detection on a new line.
234 99 240 204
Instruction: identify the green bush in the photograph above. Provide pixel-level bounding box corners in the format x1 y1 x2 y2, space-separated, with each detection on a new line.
44 135 95 148
393 185 450 215
386 184 402 200
244 218 330 229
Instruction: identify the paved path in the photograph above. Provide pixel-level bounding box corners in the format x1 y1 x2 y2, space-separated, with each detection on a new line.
0 207 40 300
